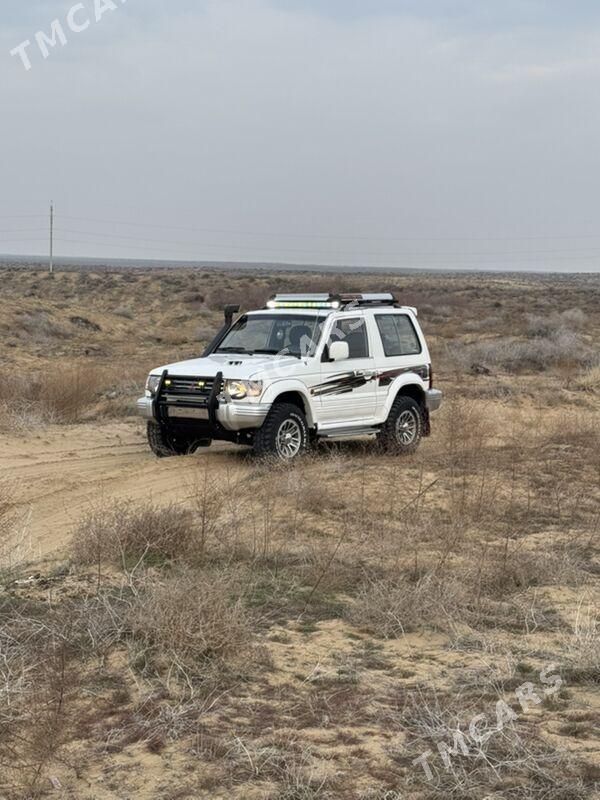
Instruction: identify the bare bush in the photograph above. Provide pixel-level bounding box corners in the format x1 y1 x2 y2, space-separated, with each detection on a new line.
575 365 600 392
526 308 587 337
225 735 331 797
0 364 108 427
72 500 196 567
448 329 594 374
560 608 600 684
125 572 258 688
204 283 269 311
0 601 84 798
193 324 217 343
346 574 466 638
394 688 590 799
468 544 585 597
18 310 71 342
0 482 32 577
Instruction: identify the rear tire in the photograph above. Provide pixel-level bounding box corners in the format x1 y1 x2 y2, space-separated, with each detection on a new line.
147 422 202 458
378 395 423 454
253 403 308 462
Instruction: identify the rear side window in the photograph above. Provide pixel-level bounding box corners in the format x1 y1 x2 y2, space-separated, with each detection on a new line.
376 314 422 357
328 318 369 359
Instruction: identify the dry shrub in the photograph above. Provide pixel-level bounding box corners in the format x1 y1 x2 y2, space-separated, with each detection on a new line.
436 397 498 468
468 544 585 597
347 574 466 638
193 324 217 343
394 688 592 799
126 572 258 687
0 364 108 427
347 567 564 639
448 329 596 374
205 283 269 312
526 308 587 337
226 736 331 797
561 608 600 684
0 601 85 798
17 310 70 342
541 410 600 449
72 500 196 567
0 483 16 567
0 482 31 577
575 365 600 392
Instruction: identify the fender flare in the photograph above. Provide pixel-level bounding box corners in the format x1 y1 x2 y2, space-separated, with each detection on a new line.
380 375 428 421
261 379 318 427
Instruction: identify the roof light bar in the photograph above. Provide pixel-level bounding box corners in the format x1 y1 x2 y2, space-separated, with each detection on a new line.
267 294 341 310
265 292 398 311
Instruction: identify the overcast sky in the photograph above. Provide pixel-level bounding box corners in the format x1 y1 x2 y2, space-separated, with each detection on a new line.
2 0 600 271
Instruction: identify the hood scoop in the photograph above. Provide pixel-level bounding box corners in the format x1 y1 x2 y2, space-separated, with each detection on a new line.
227 360 243 366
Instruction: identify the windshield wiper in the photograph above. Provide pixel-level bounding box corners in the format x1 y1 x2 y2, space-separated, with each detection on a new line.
253 349 280 355
216 347 255 355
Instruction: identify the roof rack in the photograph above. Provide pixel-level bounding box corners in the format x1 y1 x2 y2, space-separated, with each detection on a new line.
338 293 398 308
266 292 398 311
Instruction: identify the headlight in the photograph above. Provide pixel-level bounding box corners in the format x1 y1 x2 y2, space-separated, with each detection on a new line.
224 380 263 400
146 374 161 396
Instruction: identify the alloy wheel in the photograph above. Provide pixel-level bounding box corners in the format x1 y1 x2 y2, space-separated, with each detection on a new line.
276 419 303 459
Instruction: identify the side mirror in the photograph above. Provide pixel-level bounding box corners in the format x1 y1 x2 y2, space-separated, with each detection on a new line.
329 341 350 362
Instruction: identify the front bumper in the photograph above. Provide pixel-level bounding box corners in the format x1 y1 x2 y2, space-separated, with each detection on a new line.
136 394 271 432
137 396 154 420
425 388 443 412
216 396 271 431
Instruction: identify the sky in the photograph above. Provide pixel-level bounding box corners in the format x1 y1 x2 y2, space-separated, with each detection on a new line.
2 0 600 271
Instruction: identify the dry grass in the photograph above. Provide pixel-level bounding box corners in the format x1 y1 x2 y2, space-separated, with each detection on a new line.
71 500 197 567
561 607 600 685
0 482 32 578
0 364 110 428
576 366 600 393
0 599 87 799
347 574 466 638
124 571 260 690
394 688 591 799
0 266 599 798
448 329 597 374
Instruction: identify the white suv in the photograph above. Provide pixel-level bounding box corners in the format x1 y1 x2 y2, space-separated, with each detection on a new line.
137 293 442 460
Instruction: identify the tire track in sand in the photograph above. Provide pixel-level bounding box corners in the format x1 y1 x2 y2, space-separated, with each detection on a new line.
0 421 246 558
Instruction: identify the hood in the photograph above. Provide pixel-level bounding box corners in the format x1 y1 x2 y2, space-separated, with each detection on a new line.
151 353 305 381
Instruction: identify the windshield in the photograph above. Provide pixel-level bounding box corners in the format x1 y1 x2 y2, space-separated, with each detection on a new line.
217 314 325 357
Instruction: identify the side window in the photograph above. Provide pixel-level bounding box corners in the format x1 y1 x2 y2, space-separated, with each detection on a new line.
376 315 422 357
328 318 369 359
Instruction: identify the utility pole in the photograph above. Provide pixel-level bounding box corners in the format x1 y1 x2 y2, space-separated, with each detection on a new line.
49 202 54 274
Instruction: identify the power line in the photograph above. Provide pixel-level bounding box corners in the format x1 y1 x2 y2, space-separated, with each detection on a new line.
52 237 600 265
0 237 50 244
1 210 598 244
54 228 600 259
2 209 599 267
59 214 600 244
0 214 47 220
0 228 48 234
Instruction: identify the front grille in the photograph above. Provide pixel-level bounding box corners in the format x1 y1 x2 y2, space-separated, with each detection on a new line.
162 375 216 406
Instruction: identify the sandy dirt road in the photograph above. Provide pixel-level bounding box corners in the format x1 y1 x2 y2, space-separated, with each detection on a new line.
0 421 248 558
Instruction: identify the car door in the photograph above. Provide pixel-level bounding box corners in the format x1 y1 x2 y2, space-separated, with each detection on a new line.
316 316 377 425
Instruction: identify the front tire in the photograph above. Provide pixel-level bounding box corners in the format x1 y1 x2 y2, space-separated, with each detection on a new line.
378 395 423 454
147 422 202 458
253 403 308 462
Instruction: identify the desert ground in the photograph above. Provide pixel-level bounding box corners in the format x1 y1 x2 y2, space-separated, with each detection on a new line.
0 265 599 799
